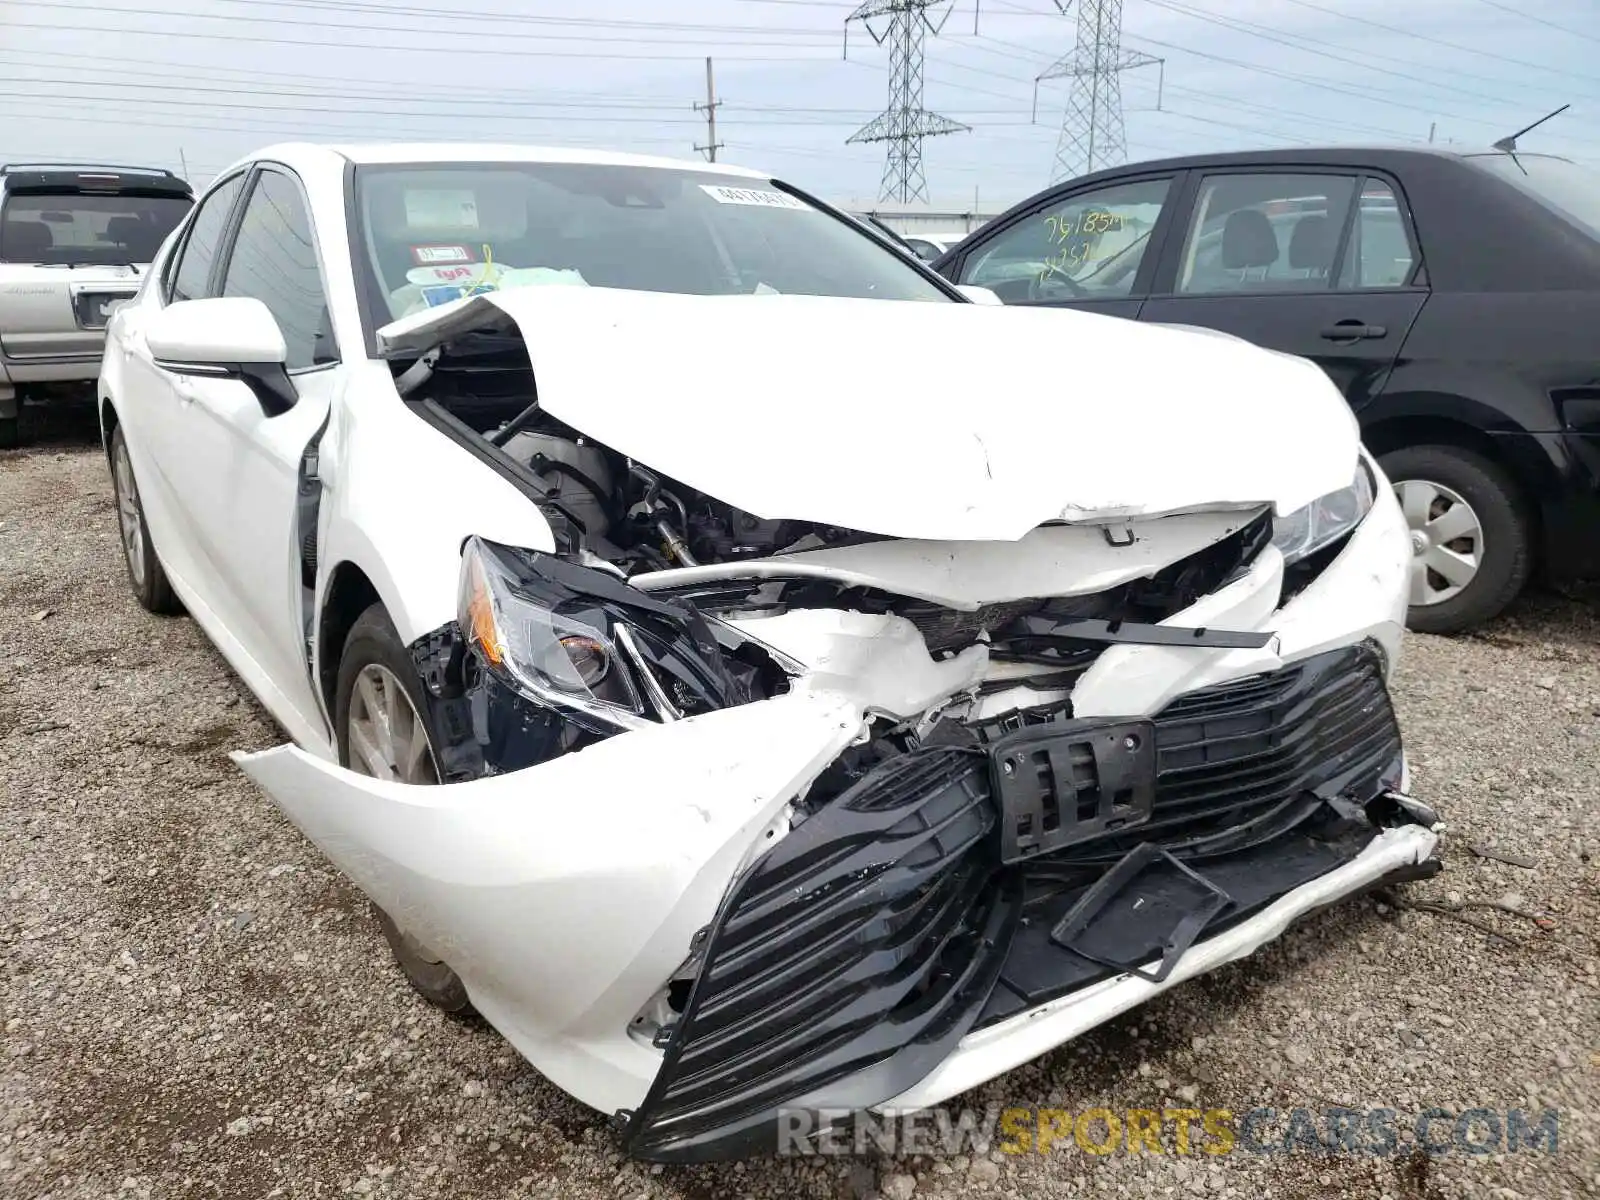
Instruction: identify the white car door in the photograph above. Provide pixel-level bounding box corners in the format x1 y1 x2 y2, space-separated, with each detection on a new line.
152 165 346 745
113 169 251 590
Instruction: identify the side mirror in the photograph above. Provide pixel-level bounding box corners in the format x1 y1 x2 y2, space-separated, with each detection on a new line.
956 284 1003 306
147 296 296 416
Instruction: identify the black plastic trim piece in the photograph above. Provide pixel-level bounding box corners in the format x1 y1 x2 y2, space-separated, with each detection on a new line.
1033 617 1274 650
989 719 1156 863
1049 842 1235 983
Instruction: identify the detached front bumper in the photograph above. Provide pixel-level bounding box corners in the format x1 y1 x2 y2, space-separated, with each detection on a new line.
620 642 1435 1161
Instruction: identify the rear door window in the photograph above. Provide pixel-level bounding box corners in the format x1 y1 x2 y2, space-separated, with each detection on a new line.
0 191 192 265
1177 173 1358 295
1335 180 1417 289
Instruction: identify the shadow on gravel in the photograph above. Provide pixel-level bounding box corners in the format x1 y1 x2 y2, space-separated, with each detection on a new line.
1 395 103 456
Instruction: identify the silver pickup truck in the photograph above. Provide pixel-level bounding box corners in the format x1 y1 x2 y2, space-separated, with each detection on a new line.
0 164 193 447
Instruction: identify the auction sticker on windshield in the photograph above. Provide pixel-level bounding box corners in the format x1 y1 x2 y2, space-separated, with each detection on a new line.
699 184 809 210
411 244 474 265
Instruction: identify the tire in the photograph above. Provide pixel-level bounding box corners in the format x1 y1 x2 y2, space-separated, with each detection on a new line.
334 603 475 1015
1378 443 1532 635
109 424 182 615
0 413 19 450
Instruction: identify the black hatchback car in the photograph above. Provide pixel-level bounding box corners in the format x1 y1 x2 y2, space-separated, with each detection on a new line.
933 147 1600 633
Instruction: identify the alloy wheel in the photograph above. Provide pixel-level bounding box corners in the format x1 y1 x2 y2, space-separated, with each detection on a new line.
1395 477 1483 607
346 664 444 965
112 437 146 589
347 663 439 785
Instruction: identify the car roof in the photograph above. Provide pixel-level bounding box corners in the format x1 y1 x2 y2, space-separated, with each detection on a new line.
1069 145 1476 177
215 141 773 183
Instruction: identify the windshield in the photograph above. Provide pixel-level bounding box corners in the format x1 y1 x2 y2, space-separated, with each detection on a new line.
1469 153 1600 240
0 191 192 265
352 162 952 323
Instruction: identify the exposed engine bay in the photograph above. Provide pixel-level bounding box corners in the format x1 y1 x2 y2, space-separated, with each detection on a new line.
397 329 1289 820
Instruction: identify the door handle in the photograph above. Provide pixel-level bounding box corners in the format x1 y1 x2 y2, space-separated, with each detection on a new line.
1319 321 1388 341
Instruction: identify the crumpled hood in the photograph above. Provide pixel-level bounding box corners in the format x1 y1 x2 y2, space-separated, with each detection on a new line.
379 287 1359 542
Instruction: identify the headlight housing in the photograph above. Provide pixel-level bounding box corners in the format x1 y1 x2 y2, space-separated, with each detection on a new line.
460 536 653 729
1272 457 1376 567
457 536 787 734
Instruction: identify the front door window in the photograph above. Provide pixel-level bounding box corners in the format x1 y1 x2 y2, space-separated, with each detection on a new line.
959 178 1171 302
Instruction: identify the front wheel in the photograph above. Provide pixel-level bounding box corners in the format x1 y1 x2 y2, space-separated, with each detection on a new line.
109 424 182 615
335 603 475 1015
1378 444 1532 635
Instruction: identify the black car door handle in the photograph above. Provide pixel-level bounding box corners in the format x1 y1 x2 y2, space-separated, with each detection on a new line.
1320 321 1388 341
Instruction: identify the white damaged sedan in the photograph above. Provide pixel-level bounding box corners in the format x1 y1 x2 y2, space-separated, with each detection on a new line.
98 142 1440 1161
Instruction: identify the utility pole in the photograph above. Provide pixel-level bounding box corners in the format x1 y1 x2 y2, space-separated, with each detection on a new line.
179 147 190 178
694 57 723 163
1428 122 1436 144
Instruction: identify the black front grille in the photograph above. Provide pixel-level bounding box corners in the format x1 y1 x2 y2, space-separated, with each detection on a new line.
621 747 1019 1162
624 642 1404 1160
1145 642 1400 841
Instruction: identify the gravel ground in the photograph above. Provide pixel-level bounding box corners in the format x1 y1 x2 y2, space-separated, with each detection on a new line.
2 408 1596 1200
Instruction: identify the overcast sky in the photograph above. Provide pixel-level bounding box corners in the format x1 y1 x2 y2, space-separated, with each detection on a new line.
2 0 1596 210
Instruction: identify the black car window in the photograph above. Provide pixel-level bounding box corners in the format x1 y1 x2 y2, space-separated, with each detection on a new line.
1334 181 1416 290
1177 173 1357 296
0 192 190 266
169 173 247 303
220 169 337 370
958 177 1171 302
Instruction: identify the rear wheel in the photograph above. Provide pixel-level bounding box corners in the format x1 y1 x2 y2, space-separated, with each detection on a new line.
109 425 182 615
1378 444 1532 635
0 388 17 450
335 603 474 1014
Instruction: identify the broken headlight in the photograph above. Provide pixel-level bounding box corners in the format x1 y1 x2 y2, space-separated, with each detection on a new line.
459 536 653 730
1271 456 1376 567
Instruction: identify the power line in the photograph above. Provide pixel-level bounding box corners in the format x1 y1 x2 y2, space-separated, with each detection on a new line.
0 47 1026 116
21 0 846 41
1470 0 1600 48
0 16 839 61
1276 0 1600 86
1139 0 1600 108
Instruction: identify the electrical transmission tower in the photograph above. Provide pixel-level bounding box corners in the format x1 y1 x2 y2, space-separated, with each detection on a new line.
1037 0 1161 184
845 1 969 204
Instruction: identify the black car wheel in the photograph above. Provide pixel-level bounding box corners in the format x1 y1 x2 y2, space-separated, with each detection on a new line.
1379 444 1532 635
109 424 182 615
335 602 475 1015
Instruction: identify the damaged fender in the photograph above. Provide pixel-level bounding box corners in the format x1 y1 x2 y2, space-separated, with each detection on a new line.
232 688 865 1114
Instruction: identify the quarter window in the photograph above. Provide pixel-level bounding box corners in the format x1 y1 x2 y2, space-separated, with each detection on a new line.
1177 173 1357 295
1335 180 1416 289
220 170 336 370
169 173 247 303
959 177 1171 302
